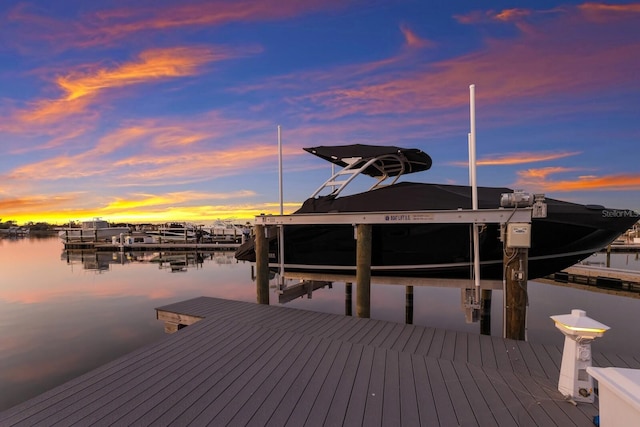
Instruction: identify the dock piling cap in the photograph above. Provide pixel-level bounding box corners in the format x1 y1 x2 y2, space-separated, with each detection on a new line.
550 309 610 339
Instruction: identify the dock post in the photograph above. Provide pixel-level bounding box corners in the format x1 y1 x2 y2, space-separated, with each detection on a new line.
480 289 491 336
606 244 611 268
255 225 270 305
345 282 352 316
405 285 414 324
356 224 372 318
504 248 528 340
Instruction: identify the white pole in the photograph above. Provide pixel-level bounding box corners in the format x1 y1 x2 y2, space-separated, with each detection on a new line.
278 125 283 215
278 126 286 289
468 133 472 185
469 85 478 210
470 85 480 301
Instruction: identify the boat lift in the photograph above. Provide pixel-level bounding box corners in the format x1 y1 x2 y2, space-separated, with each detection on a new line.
266 86 547 339
253 201 542 339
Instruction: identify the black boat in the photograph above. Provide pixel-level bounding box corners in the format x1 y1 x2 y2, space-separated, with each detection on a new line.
235 144 638 280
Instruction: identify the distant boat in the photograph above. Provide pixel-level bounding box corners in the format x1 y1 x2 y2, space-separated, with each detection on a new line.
0 226 30 237
144 222 202 242
235 144 639 279
139 221 248 244
208 220 249 243
58 219 130 242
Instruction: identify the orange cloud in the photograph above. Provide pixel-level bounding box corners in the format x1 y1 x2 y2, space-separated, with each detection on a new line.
400 24 432 49
578 3 640 22
515 167 640 192
0 193 81 212
58 47 220 101
451 151 581 166
494 8 532 22
2 107 286 195
12 46 222 126
7 0 347 49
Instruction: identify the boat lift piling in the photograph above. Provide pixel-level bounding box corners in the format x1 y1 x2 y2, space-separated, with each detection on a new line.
356 224 372 318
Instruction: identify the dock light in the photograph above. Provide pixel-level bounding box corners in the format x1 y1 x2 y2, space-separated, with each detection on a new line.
550 309 610 403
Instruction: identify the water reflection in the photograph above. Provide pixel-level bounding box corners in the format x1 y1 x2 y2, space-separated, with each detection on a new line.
61 249 238 273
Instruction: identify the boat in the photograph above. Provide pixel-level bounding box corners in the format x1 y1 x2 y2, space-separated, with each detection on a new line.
235 144 639 280
143 222 204 243
0 226 30 237
208 220 249 243
58 219 130 242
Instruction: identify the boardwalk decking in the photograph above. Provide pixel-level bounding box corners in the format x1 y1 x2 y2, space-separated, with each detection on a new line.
3 297 637 426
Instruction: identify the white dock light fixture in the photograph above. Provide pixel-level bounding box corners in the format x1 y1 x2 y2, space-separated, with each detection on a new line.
550 309 610 403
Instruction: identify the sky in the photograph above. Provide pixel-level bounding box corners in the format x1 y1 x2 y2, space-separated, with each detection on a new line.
0 0 639 225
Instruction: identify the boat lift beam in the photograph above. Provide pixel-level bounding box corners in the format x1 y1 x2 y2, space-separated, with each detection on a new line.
255 207 532 226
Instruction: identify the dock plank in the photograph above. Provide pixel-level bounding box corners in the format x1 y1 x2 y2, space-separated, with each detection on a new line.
423 356 459 426
438 359 478 425
342 344 375 426
362 347 387 427
397 352 421 426
320 343 365 427
304 341 357 427
410 354 438 426
479 334 498 370
464 363 517 426
381 350 401 427
283 339 345 427
450 361 498 427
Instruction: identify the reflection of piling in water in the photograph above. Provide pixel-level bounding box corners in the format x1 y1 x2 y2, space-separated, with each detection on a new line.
255 225 269 304
277 280 332 304
405 285 413 324
345 282 352 316
480 289 491 336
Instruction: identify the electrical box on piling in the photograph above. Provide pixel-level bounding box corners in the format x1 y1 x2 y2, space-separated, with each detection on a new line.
506 223 531 248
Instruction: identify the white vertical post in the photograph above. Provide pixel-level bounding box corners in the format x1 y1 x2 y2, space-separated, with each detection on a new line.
278 125 283 216
278 126 285 288
469 85 480 301
469 85 478 210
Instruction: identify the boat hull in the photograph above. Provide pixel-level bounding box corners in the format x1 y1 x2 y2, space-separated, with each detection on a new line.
235 183 638 280
58 227 131 242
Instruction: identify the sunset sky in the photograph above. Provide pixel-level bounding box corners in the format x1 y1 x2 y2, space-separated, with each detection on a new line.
1 0 639 225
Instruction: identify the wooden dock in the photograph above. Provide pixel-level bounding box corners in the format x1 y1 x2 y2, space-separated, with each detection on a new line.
539 264 640 298
3 297 638 426
63 241 241 251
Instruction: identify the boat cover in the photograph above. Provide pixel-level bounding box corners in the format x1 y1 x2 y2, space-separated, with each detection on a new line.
304 144 432 177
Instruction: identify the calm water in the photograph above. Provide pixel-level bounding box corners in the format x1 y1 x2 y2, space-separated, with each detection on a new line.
1 236 640 411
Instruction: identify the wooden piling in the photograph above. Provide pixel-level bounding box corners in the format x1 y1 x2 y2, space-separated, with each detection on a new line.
504 248 528 340
356 224 372 318
255 225 270 305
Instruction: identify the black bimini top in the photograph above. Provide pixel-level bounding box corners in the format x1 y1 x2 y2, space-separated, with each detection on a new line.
304 144 432 177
